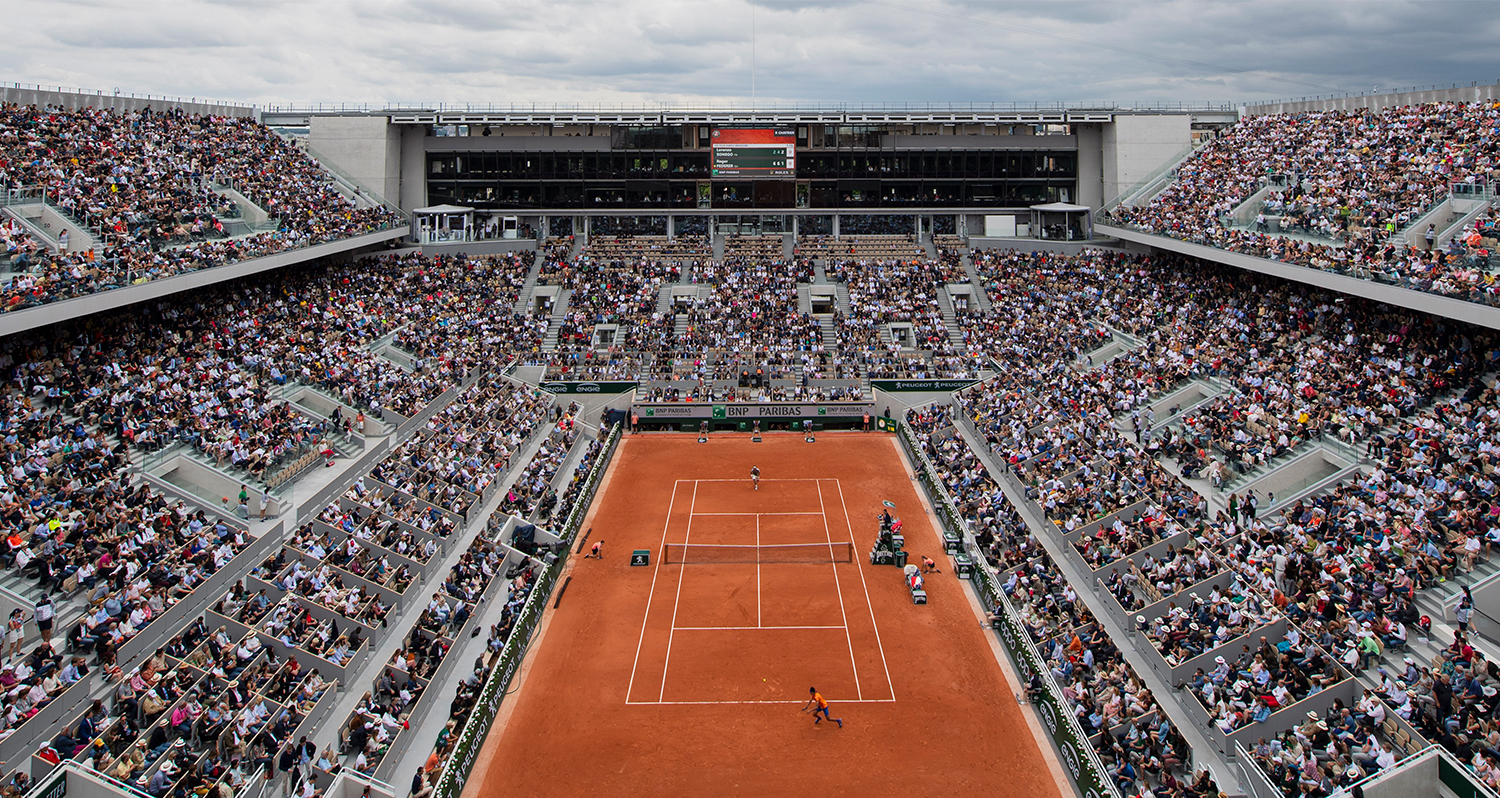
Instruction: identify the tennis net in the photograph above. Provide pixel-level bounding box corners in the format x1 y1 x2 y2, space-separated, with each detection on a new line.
662 541 855 564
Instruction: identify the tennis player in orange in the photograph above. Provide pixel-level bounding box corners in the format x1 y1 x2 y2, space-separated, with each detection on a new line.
802 687 842 728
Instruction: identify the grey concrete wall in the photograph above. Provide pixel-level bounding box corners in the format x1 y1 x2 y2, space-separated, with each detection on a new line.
880 134 1077 150
1096 222 1500 331
1361 752 1438 798
967 237 1126 255
1244 81 1500 116
0 85 253 117
212 185 271 228
1073 123 1105 210
418 239 539 257
309 115 403 202
1101 114 1193 206
400 125 428 213
423 135 612 152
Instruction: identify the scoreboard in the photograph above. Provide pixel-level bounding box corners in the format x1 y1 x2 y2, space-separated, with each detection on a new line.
710 127 796 178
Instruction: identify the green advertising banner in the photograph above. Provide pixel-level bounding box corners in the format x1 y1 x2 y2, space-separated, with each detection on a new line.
870 378 981 393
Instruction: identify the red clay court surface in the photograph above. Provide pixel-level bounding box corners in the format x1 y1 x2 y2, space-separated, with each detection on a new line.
464 433 1061 798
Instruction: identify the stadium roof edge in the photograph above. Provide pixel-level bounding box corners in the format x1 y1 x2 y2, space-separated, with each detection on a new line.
261 105 1238 126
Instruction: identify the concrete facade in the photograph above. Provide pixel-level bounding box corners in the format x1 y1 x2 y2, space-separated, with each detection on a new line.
1243 81 1500 116
1100 114 1193 206
399 124 428 211
308 115 404 202
1072 123 1105 209
0 85 252 118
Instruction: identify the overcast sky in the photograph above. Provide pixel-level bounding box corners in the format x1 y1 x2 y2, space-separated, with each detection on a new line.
7 0 1498 108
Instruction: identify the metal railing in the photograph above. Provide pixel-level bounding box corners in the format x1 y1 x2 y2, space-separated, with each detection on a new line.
1244 80 1500 109
3 80 251 111
264 100 1238 115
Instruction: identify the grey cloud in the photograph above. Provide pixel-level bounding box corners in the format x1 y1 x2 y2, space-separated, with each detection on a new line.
3 0 1497 107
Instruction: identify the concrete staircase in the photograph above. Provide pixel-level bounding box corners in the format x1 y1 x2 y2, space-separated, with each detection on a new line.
818 317 837 350
541 289 571 351
674 314 690 340
834 283 851 313
2 199 99 253
712 235 726 261
796 285 813 315
512 251 545 315
656 285 675 316
812 262 828 283
958 252 994 311
935 288 966 348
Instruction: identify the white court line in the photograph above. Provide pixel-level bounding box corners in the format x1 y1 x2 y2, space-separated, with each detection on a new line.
658 480 699 702
816 480 863 701
625 480 680 703
690 478 826 482
691 511 824 516
671 625 846 631
627 698 897 706
835 478 897 700
755 513 761 628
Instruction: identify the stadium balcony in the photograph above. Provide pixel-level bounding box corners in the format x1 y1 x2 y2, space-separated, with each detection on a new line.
1097 99 1500 330
0 100 411 337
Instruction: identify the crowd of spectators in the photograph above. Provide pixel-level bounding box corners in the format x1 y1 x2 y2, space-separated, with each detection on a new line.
906 403 1216 797
0 103 402 309
1108 102 1500 303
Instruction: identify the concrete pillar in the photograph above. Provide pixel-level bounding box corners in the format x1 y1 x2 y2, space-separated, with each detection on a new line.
667 215 674 240
833 214 840 239
792 215 799 239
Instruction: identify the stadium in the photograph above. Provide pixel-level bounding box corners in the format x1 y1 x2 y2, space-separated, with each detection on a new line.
3 4 1500 798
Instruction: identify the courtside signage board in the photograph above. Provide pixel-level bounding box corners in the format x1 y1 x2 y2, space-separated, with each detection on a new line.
634 403 873 420
870 379 981 392
539 381 637 395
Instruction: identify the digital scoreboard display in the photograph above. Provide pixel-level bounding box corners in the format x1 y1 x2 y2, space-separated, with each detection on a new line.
710 127 796 178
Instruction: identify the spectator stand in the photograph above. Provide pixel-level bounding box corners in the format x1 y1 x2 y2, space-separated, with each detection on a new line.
254 385 572 780
237 550 391 670
33 616 336 798
954 383 1454 793
328 507 548 781
213 586 371 690
891 414 1123 798
429 423 621 798
0 103 407 323
0 505 278 786
294 519 432 610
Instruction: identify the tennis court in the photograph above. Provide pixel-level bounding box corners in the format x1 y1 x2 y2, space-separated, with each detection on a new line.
463 434 1063 798
626 477 896 705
